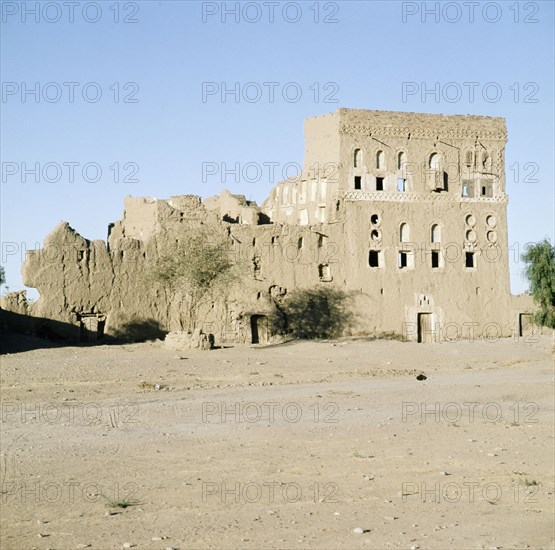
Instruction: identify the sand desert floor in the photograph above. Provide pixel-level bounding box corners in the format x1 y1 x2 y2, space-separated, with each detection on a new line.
0 334 554 550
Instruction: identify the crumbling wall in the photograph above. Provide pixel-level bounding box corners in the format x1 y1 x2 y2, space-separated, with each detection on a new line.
11 196 289 343
204 189 261 225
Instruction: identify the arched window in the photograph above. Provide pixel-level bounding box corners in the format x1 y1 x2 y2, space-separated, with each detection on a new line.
400 223 409 243
465 150 474 167
429 153 440 170
354 148 361 168
431 224 440 243
397 151 406 171
376 150 385 170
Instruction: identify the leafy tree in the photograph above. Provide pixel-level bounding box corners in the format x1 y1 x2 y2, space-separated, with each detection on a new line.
283 286 354 339
147 226 242 331
522 239 555 329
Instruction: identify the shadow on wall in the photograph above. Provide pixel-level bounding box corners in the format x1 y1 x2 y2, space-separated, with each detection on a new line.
0 309 167 354
1 309 77 354
282 286 355 339
111 319 167 342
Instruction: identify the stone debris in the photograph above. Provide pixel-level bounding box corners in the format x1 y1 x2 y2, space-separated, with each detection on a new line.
165 330 213 351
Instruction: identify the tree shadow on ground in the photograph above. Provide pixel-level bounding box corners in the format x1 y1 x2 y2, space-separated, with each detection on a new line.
111 319 167 342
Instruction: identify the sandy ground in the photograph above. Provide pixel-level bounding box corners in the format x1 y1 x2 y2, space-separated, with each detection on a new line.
0 334 554 550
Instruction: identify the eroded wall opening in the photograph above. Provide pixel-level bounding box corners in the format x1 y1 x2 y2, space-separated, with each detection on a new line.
79 314 106 342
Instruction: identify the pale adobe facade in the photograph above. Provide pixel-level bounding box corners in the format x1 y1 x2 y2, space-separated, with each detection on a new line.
260 109 516 341
1 109 534 343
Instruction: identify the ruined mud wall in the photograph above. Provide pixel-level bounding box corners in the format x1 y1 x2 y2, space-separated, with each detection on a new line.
12 198 233 341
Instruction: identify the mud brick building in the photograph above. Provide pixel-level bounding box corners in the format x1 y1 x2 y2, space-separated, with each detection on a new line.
2 109 534 343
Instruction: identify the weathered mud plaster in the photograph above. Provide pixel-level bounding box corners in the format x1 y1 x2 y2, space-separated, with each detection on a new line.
2 109 536 343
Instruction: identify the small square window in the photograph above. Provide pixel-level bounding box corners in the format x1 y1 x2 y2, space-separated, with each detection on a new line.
319 264 331 281
462 180 474 198
397 178 406 192
480 180 493 197
376 177 384 191
398 251 408 269
431 250 439 269
369 250 380 268
465 252 475 268
354 176 361 190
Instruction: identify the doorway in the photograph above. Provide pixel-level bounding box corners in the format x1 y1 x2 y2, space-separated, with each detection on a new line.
79 315 105 342
417 313 433 343
519 313 533 338
250 315 269 344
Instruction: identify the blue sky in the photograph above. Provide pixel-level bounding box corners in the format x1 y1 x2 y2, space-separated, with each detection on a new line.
1 0 554 297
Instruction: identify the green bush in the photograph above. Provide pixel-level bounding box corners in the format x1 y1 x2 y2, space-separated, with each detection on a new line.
522 239 555 329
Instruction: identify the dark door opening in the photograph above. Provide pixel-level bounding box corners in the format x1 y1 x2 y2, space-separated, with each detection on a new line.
250 315 269 344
